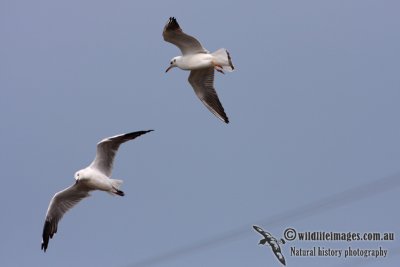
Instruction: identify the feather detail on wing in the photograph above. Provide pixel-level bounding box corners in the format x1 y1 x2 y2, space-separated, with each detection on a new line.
89 130 153 177
163 17 208 55
41 183 91 252
188 68 229 123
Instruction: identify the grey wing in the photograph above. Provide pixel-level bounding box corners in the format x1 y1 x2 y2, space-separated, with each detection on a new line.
270 240 282 252
41 183 91 252
270 240 286 265
163 17 208 55
273 249 286 265
89 130 153 177
253 225 273 238
253 225 266 236
188 68 229 123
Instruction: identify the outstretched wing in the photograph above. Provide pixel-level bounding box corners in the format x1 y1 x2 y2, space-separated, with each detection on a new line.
163 17 208 55
252 225 273 238
188 68 229 123
41 183 91 252
271 244 286 266
89 130 153 177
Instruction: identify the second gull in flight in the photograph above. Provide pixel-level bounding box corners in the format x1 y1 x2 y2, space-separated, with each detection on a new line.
163 17 234 124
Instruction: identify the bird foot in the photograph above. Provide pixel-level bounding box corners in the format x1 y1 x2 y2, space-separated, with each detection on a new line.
213 62 225 74
216 68 225 74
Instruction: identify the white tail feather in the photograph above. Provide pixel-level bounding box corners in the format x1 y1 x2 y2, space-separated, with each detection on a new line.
111 179 123 189
211 48 235 72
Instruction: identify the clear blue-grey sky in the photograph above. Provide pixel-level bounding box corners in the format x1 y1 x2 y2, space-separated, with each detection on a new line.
1 0 399 266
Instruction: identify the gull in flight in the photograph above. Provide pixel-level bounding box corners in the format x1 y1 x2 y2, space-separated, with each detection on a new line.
163 17 235 124
253 225 286 265
41 130 153 252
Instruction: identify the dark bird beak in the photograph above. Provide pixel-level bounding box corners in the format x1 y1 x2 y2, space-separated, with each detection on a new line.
165 65 173 73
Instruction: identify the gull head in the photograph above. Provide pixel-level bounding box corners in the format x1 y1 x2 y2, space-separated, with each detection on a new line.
75 169 90 182
74 168 93 183
165 56 180 72
74 171 81 181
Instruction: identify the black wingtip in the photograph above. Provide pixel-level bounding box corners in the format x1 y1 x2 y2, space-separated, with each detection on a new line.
126 130 154 138
167 17 180 31
140 129 154 134
41 221 51 252
41 242 47 252
216 109 229 124
141 129 154 136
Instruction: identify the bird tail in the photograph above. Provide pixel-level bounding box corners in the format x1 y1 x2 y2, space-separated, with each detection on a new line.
212 48 235 72
110 179 124 196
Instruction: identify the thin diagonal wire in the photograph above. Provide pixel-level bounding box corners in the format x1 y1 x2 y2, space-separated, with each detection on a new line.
126 173 400 267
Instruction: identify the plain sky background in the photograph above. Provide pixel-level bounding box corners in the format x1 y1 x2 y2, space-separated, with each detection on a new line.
1 0 399 266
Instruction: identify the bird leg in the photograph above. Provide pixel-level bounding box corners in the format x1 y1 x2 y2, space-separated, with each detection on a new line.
213 61 225 74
